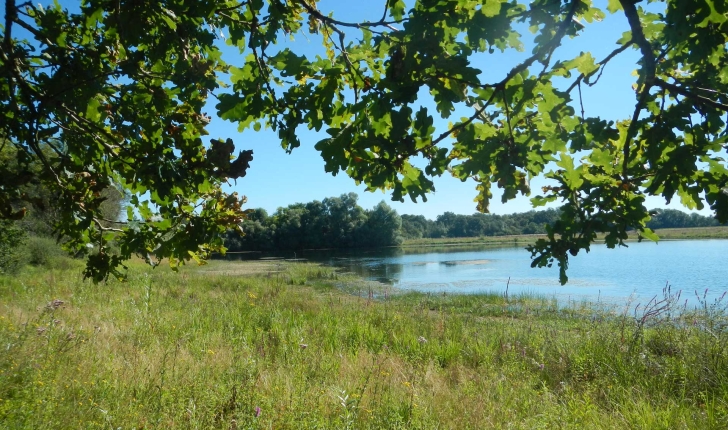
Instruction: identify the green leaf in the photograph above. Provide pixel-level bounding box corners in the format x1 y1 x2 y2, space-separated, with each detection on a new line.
572 52 599 76
85 98 102 122
56 32 68 48
482 0 503 18
188 250 203 264
640 228 659 243
556 154 584 189
531 195 557 207
607 0 622 13
589 148 614 168
389 0 406 20
269 49 310 78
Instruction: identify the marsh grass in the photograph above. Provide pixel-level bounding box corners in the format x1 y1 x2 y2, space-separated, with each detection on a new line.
0 261 727 429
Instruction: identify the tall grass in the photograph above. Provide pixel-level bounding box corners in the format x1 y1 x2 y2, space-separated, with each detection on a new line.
0 261 726 428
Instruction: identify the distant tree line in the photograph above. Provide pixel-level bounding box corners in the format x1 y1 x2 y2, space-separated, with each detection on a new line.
401 208 723 240
223 193 403 252
645 209 723 230
401 210 563 239
224 194 727 252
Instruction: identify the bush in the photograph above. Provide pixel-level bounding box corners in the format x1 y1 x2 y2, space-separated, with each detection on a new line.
0 220 26 275
24 235 68 268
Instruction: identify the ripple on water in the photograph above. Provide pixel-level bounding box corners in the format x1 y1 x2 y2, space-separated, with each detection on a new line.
396 282 453 291
503 278 609 288
440 259 492 266
395 277 609 291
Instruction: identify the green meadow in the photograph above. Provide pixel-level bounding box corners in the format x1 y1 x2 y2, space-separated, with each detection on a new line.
1 260 727 429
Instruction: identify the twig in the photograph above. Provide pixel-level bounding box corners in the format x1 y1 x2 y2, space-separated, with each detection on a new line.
577 80 585 139
619 0 656 83
214 0 248 13
93 217 124 233
564 40 633 94
321 24 360 102
2 0 17 61
654 78 728 112
502 87 514 143
619 0 657 178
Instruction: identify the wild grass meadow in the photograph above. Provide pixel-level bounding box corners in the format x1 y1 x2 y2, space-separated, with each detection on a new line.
1 259 727 429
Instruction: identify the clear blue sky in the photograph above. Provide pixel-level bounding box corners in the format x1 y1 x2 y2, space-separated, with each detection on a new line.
10 0 712 219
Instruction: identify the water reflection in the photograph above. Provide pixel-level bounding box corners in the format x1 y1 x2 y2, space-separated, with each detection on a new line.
329 258 404 284
221 240 728 306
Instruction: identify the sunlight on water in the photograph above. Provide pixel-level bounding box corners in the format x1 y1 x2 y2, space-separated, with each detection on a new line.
302 239 728 307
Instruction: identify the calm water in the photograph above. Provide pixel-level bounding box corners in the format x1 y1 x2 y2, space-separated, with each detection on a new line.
287 239 728 306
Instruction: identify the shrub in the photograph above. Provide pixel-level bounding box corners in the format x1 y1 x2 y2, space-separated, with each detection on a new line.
0 220 26 275
24 235 69 268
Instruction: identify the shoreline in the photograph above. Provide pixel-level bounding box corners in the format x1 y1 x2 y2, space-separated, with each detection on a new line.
400 226 728 248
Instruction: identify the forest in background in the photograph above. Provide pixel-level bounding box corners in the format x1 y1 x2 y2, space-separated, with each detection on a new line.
223 193 404 252
223 193 726 252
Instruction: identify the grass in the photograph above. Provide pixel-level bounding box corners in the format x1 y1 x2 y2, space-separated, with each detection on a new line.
647 226 728 240
402 226 728 248
1 260 727 428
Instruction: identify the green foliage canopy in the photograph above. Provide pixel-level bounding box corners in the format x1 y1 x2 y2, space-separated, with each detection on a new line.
1 0 727 282
402 209 563 239
224 193 403 251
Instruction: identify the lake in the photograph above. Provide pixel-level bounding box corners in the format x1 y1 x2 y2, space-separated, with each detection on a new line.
283 239 728 307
